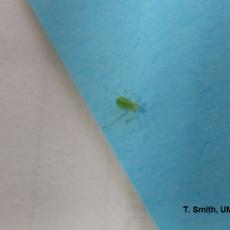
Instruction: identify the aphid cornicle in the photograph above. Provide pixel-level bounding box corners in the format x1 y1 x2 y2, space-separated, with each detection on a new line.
115 96 139 111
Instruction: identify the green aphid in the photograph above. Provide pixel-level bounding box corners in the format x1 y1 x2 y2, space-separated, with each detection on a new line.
115 96 139 111
102 96 141 129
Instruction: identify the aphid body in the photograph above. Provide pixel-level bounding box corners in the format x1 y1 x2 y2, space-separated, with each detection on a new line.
115 96 139 111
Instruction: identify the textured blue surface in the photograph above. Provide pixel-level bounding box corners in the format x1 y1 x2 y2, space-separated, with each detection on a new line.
28 0 230 229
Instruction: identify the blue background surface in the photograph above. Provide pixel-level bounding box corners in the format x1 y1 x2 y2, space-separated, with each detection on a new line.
28 0 230 229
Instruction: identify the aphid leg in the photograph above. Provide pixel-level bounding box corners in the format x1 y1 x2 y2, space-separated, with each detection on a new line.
122 110 140 125
102 111 129 129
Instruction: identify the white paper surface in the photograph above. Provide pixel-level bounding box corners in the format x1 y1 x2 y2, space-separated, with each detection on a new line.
0 1 156 230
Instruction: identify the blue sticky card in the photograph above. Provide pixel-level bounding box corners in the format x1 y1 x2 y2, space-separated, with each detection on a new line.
28 1 230 229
